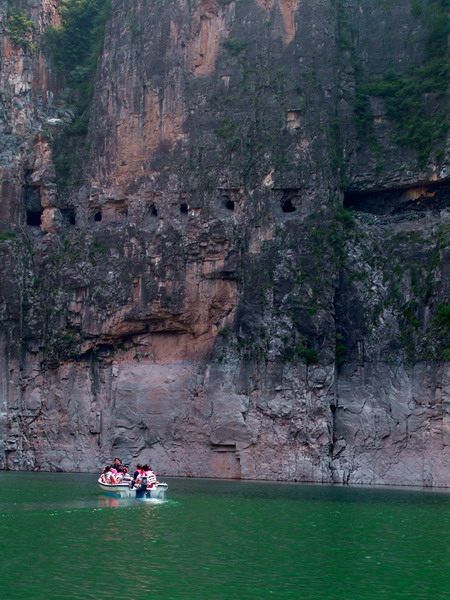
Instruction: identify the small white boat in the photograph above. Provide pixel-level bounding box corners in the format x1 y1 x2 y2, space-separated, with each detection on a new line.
98 478 168 500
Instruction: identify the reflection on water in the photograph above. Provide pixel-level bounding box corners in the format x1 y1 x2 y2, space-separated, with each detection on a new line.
0 473 449 600
99 496 121 509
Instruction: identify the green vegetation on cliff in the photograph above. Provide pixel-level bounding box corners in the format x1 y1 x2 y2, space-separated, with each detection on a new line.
355 0 450 166
45 0 111 187
433 303 450 359
46 0 112 135
6 2 35 50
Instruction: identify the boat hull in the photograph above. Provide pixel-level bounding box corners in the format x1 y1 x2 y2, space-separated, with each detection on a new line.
98 478 168 500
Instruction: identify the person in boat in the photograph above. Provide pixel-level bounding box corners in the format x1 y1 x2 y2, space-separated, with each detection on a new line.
100 466 117 485
109 458 121 473
121 466 132 484
100 467 107 483
130 464 142 488
142 464 158 488
114 466 131 484
114 467 124 483
134 464 152 487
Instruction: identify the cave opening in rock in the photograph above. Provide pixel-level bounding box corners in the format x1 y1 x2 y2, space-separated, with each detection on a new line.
276 189 300 214
225 199 235 210
94 211 102 222
23 169 43 227
211 443 237 452
281 198 296 213
26 210 43 226
180 203 188 214
149 204 158 217
344 180 450 215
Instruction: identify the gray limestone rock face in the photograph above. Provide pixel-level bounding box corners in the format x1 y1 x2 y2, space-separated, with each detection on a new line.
0 0 448 486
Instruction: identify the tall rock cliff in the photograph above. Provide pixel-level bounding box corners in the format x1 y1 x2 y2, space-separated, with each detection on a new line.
0 0 449 485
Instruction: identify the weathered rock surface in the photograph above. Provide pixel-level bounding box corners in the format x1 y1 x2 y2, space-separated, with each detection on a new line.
0 0 448 485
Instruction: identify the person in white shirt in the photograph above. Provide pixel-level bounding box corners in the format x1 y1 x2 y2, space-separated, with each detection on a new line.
100 466 117 485
142 464 158 488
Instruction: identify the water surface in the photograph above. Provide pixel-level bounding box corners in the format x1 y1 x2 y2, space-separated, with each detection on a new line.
0 473 449 600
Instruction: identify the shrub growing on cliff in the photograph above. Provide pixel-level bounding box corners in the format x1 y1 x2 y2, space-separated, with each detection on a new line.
434 303 450 329
7 7 35 50
297 347 319 365
223 38 248 57
0 230 18 241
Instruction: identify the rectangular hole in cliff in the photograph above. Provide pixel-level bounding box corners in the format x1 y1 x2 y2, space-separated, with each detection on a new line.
180 203 188 214
273 189 301 213
26 210 43 226
23 170 43 226
211 443 237 453
219 188 240 212
344 180 450 215
147 204 158 217
281 198 296 213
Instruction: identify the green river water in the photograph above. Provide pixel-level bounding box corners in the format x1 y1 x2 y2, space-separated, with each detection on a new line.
0 472 449 600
